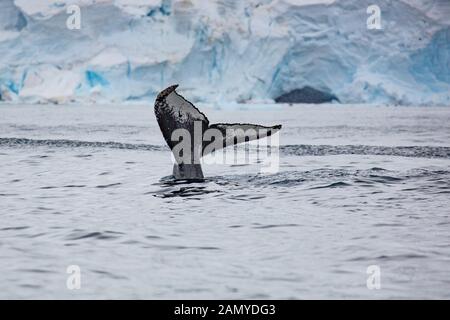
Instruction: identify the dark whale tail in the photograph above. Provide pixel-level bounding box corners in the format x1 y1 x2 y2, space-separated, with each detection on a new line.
154 85 281 180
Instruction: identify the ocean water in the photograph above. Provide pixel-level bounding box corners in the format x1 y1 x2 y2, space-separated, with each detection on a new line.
0 104 449 299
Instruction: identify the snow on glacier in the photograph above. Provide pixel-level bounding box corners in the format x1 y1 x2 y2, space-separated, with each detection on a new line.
0 0 449 105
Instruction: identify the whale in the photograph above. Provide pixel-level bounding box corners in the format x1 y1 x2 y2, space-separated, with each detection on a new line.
154 85 281 180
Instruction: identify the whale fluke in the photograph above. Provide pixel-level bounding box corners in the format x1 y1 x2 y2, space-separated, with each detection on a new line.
154 85 281 180
207 123 282 154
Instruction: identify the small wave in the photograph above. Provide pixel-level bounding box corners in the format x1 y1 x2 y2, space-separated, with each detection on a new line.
96 183 121 188
215 168 450 189
310 181 351 189
152 186 220 198
368 175 403 183
0 226 30 231
66 230 123 241
252 223 300 229
0 137 165 151
1 137 450 159
281 144 450 159
144 166 450 200
17 268 53 274
91 270 128 280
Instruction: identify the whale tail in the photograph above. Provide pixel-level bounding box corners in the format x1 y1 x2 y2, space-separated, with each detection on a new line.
154 85 281 180
172 163 204 180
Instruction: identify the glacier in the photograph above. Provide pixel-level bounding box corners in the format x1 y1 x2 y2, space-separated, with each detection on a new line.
0 0 449 105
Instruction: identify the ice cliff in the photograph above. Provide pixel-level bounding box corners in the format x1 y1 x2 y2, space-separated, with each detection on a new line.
0 0 449 105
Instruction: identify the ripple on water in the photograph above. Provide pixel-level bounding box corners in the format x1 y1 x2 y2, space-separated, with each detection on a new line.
145 167 450 202
152 186 221 198
96 183 122 188
91 269 128 280
66 230 124 241
0 226 30 231
310 181 351 189
143 244 221 251
252 223 300 229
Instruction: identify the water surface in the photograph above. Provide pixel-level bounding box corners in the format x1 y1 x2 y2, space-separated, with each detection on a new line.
1 104 449 299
